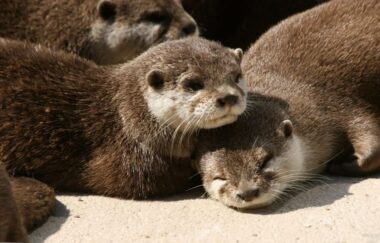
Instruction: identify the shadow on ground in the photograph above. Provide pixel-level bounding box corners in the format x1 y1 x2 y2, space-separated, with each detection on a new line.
30 199 69 243
157 174 380 215
29 173 380 242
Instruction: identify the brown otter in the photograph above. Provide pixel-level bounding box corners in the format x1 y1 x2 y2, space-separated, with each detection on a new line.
196 0 380 209
0 165 55 242
0 37 246 199
0 0 198 64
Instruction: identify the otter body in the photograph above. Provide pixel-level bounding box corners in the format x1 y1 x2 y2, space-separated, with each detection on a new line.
0 0 198 64
0 37 246 199
197 0 380 209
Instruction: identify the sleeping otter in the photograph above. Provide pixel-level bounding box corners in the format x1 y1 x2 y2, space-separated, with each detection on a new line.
197 0 380 209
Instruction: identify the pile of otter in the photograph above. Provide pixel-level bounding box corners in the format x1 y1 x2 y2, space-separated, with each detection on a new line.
0 0 379 241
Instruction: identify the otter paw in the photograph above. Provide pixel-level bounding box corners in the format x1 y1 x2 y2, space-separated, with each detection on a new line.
10 177 56 231
327 152 380 176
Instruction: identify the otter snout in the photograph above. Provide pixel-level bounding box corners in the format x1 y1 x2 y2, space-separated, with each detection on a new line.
180 21 198 37
216 95 239 108
169 17 199 39
236 188 260 202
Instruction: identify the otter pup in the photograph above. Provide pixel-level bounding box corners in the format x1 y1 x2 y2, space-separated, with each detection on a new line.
197 0 380 209
0 0 198 64
0 37 246 199
0 165 55 242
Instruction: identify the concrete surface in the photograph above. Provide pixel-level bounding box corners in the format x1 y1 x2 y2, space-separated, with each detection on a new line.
30 175 380 243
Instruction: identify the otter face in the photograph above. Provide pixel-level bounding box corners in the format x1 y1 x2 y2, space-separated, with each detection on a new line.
197 98 305 209
142 38 246 131
91 0 198 64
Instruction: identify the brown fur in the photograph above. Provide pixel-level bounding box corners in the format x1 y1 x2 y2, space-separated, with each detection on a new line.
10 177 55 231
0 165 28 242
0 0 198 64
242 0 380 175
0 37 244 199
182 0 327 49
196 0 380 209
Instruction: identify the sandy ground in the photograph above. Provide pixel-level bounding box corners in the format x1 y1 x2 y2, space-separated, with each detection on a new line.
30 175 380 243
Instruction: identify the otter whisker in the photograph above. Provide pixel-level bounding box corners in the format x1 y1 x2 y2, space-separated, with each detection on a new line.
170 117 191 158
186 184 204 192
179 115 197 148
189 172 200 179
151 113 179 140
306 149 347 173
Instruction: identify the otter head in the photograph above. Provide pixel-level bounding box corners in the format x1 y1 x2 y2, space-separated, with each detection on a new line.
132 37 246 132
90 0 198 64
197 94 306 209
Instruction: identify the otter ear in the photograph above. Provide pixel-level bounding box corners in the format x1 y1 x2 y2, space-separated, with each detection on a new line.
147 70 165 90
231 48 243 63
277 120 293 138
98 0 117 22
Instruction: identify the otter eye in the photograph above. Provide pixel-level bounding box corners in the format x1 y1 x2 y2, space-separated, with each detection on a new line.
183 79 204 92
98 1 117 22
144 11 169 24
213 176 226 181
260 154 273 170
235 74 242 83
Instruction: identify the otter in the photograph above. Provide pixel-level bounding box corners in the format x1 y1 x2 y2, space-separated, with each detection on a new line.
0 37 246 199
0 165 54 242
196 0 380 209
0 0 198 65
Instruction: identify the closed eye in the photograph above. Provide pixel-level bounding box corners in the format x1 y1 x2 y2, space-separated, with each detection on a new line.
213 176 226 181
235 73 242 83
143 11 169 24
260 155 273 170
183 79 204 92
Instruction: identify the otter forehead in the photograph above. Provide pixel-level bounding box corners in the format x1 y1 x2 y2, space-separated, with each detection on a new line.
107 0 192 20
136 37 242 78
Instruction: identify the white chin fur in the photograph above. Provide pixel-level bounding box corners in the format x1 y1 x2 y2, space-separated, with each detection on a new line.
200 114 238 129
224 195 276 210
211 188 279 210
197 98 247 129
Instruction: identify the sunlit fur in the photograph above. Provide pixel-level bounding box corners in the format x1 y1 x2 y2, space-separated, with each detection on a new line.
196 96 328 210
90 0 199 64
0 0 198 65
146 80 246 132
201 134 311 209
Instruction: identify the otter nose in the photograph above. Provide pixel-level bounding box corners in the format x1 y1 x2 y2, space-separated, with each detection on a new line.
181 22 197 36
236 188 260 202
216 95 239 108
